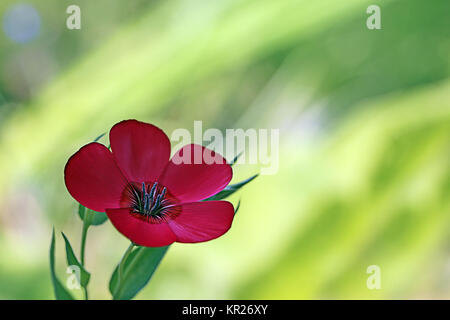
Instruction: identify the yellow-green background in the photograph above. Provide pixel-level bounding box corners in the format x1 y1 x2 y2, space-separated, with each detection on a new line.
0 0 449 299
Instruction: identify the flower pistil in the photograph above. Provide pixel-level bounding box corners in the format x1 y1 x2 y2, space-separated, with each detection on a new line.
128 182 173 221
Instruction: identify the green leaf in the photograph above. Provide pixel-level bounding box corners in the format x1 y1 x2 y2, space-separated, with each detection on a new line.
78 204 108 226
89 210 108 225
235 199 241 214
78 203 85 218
109 247 140 295
49 229 74 300
61 232 91 288
228 152 242 166
109 246 169 300
205 174 258 201
93 132 106 142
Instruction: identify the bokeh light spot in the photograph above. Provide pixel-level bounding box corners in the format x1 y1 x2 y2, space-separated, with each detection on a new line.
2 3 41 44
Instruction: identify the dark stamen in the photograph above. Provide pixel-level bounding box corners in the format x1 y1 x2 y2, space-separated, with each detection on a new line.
144 194 150 212
153 194 162 211
149 182 157 199
132 182 171 218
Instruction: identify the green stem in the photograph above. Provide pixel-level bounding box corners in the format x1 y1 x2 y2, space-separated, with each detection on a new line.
80 209 91 300
117 242 135 292
83 286 89 300
80 219 89 266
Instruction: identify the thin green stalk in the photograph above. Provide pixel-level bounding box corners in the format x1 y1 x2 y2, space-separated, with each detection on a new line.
82 286 89 300
80 209 91 300
80 219 89 266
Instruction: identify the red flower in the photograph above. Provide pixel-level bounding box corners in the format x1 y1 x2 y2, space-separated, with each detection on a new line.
64 120 234 247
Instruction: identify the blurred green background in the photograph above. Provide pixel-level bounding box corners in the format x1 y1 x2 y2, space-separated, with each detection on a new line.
0 0 449 299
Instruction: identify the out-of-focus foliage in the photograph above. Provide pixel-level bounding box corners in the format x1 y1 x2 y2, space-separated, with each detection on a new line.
0 0 448 299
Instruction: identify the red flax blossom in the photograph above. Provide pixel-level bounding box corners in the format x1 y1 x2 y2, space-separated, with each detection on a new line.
64 120 234 247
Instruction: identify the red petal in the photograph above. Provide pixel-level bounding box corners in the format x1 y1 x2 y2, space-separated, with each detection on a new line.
106 208 176 247
168 201 235 243
64 143 128 212
159 144 232 202
110 120 171 183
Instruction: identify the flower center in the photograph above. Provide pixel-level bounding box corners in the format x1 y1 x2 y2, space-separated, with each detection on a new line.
135 182 168 216
122 181 179 223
